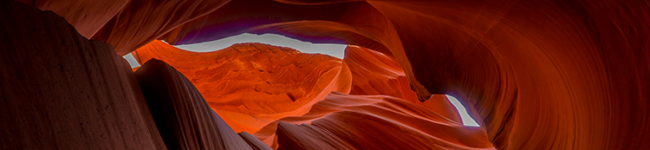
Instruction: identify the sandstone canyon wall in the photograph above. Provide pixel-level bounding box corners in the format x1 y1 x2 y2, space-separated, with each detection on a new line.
0 1 163 149
2 0 650 149
135 59 265 150
0 1 270 149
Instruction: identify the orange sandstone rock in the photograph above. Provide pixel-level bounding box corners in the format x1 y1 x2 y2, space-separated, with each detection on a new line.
3 0 650 149
344 45 419 103
132 40 352 133
255 92 495 149
162 0 650 149
135 59 269 150
16 0 230 55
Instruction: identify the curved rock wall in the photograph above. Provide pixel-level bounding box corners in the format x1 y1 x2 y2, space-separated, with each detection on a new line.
3 0 649 149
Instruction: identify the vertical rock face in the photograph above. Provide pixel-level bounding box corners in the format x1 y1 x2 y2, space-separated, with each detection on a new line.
0 1 162 149
132 40 352 133
135 59 266 150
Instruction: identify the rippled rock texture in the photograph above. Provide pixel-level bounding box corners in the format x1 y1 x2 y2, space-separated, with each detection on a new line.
133 41 351 133
3 0 650 149
255 92 494 149
135 59 269 150
15 0 230 55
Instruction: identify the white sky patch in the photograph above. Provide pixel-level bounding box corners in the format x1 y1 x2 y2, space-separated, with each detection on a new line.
123 53 140 68
173 33 347 59
123 33 347 68
445 95 480 127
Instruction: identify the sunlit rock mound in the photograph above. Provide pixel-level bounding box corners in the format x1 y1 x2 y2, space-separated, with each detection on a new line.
133 40 352 133
130 40 494 149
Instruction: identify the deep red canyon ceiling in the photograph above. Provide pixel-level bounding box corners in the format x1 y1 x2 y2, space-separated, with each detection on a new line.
2 0 650 149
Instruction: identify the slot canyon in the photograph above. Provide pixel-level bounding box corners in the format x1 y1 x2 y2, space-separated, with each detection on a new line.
1 0 649 149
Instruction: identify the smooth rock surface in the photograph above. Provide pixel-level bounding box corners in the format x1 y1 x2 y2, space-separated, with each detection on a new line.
255 92 495 149
16 0 231 55
343 46 418 103
3 0 649 149
135 59 268 150
163 0 650 149
0 1 164 149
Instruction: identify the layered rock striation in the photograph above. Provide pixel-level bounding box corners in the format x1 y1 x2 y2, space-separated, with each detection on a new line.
255 92 495 149
0 1 270 149
0 1 163 149
2 0 650 149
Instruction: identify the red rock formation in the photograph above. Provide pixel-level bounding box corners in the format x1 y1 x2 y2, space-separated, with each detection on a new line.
240 132 274 150
15 0 230 55
132 40 352 133
343 45 419 103
254 92 495 149
157 0 399 61
135 59 269 150
129 41 483 148
344 46 464 124
422 95 464 125
3 0 650 149
13 0 129 37
159 0 650 149
364 1 650 149
0 1 164 149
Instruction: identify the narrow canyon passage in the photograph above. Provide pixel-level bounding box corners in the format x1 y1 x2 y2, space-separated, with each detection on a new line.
2 0 649 149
